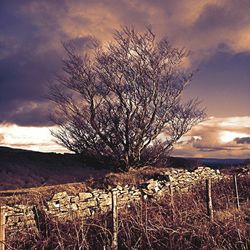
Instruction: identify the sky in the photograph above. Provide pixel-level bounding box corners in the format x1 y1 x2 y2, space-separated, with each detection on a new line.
0 0 250 158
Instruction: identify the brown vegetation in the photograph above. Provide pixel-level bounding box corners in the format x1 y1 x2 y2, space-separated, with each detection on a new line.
0 146 109 191
5 175 250 249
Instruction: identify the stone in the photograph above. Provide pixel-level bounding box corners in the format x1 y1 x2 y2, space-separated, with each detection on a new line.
153 186 160 192
117 185 123 191
142 188 154 196
70 203 78 211
78 192 93 201
85 199 97 207
98 193 111 200
71 196 79 203
3 165 223 235
52 191 68 200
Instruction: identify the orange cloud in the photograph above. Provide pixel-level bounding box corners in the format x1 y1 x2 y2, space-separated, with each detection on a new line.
19 0 250 66
1 116 250 158
174 116 250 158
1 1 250 158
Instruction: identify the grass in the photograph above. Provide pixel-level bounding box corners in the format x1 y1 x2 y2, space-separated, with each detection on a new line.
0 165 186 206
4 174 250 249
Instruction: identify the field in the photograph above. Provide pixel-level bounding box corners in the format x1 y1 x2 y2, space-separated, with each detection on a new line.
3 175 250 249
0 147 249 249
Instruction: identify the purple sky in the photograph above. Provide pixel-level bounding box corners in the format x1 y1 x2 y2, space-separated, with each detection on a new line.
0 0 250 158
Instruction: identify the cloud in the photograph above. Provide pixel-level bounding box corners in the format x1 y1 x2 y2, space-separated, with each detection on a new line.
0 116 250 157
0 123 67 153
0 133 4 143
0 43 62 125
3 101 55 126
195 146 229 152
1 0 250 128
234 137 250 145
173 116 250 158
171 0 250 59
65 36 98 51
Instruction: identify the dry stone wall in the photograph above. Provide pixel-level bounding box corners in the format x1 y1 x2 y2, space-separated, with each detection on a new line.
4 205 37 236
2 166 229 233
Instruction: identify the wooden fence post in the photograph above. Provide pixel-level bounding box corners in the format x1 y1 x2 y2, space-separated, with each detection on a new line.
111 191 118 250
206 179 214 222
169 184 175 219
0 206 6 250
233 175 240 209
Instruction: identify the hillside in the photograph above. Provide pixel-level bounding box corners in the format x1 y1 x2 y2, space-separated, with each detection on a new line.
189 157 248 168
0 147 249 249
0 146 249 191
0 146 109 190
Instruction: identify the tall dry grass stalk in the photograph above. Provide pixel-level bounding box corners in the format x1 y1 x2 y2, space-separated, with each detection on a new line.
5 175 250 249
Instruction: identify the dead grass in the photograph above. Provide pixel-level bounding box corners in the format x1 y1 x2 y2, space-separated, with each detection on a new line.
5 175 250 249
100 166 169 188
0 166 168 206
0 182 87 206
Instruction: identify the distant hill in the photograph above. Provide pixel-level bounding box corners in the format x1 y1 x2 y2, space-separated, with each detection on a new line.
244 158 250 164
166 156 249 169
187 157 248 168
166 157 201 170
0 146 109 190
0 146 249 190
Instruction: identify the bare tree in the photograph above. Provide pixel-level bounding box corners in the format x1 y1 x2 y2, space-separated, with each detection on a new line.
49 26 205 171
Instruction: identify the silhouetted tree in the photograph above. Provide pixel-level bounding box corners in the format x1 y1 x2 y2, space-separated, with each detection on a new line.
49 27 205 171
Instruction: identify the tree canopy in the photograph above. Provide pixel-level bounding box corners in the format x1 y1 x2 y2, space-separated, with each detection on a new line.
49 27 205 171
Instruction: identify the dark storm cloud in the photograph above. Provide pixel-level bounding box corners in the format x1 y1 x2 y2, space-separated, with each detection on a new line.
0 0 149 126
1 0 250 127
65 36 100 53
192 2 250 33
0 0 91 126
234 137 250 145
184 52 250 117
196 147 228 152
0 1 58 125
0 47 61 125
3 102 55 126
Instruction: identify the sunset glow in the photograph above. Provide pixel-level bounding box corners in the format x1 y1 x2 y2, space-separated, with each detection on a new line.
0 124 67 153
219 131 249 143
